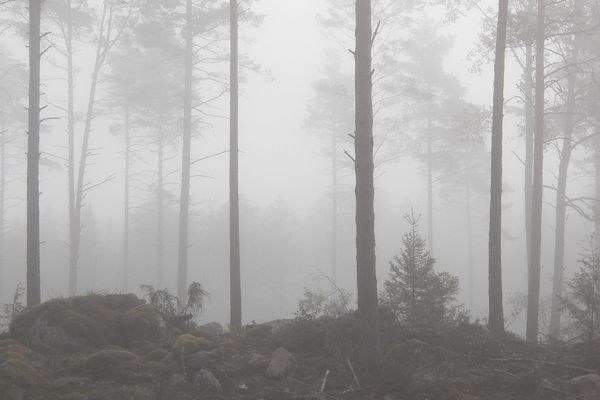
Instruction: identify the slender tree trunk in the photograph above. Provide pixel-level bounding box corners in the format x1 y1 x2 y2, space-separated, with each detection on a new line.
178 0 194 301
331 120 338 284
524 41 534 270
465 164 474 310
27 0 42 306
595 130 600 244
550 30 579 337
229 0 242 331
70 0 112 296
354 0 381 368
66 0 77 298
427 112 434 255
0 125 5 300
122 109 130 292
157 122 165 289
527 0 546 344
488 0 508 336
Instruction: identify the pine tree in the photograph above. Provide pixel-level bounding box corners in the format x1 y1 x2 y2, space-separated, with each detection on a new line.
383 213 461 328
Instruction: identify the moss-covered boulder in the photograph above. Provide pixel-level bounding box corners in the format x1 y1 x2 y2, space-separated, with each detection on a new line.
121 304 166 344
9 294 146 352
171 334 215 367
0 339 48 388
85 348 141 382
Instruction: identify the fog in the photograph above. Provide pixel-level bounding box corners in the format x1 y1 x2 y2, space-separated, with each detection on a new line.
0 0 596 339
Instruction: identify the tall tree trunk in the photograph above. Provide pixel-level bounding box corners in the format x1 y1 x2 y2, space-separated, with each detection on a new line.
331 120 338 284
27 0 42 306
550 30 579 337
488 0 508 336
595 131 600 244
427 112 434 255
66 0 77 297
70 0 113 296
354 0 381 368
157 122 164 289
122 109 130 292
527 0 545 344
524 40 534 271
465 164 474 310
229 0 242 332
178 0 194 301
0 125 5 300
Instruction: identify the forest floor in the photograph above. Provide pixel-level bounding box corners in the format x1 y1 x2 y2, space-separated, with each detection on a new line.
0 293 599 400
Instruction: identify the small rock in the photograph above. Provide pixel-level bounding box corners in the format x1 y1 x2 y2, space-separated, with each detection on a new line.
194 369 223 395
567 374 600 399
169 373 186 386
187 351 213 371
265 347 295 379
248 352 269 370
198 322 224 336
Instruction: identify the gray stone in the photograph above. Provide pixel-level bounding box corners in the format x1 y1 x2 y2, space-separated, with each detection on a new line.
194 369 223 396
198 322 224 336
187 350 213 371
248 352 269 371
567 374 600 399
265 347 295 378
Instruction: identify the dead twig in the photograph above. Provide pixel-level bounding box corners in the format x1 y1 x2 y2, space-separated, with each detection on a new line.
347 359 361 389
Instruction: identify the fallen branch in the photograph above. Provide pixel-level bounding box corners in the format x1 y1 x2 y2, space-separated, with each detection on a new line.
320 369 330 392
479 356 598 375
347 359 361 389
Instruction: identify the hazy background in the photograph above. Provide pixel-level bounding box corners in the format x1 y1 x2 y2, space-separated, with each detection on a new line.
0 0 593 335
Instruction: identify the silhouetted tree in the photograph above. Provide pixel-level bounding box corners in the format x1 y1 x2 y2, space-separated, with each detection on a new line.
488 0 509 337
354 0 381 368
229 0 241 332
27 0 42 306
527 0 546 344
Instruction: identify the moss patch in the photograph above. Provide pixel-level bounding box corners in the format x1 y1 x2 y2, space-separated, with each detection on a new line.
171 334 215 364
85 348 141 382
0 339 48 388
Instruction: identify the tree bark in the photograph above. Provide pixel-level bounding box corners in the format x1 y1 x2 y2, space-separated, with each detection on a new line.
465 164 474 310
488 0 508 336
178 0 194 301
122 109 130 292
527 0 545 344
157 122 165 289
229 0 242 332
331 120 338 284
524 41 534 272
595 130 600 244
354 0 381 368
27 0 42 306
0 124 5 300
427 112 434 256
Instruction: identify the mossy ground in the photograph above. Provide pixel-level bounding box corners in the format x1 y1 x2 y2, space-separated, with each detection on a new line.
1 294 598 399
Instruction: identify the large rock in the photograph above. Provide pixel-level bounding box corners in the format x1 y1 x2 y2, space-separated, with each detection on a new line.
265 347 296 379
567 374 600 399
193 369 223 396
197 322 224 336
121 305 166 344
9 294 144 352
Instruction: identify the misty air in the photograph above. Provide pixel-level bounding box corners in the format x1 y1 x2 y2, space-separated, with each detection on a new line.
0 0 598 399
